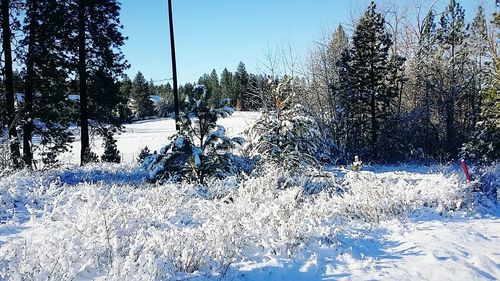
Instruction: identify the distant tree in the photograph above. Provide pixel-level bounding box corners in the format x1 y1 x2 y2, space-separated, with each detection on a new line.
209 69 220 104
234 62 249 110
117 75 133 122
131 71 154 118
220 68 236 106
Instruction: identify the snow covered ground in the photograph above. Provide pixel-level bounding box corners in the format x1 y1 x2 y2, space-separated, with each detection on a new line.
62 111 260 165
0 112 499 280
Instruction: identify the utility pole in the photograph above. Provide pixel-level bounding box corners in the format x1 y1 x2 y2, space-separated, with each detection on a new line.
168 0 180 131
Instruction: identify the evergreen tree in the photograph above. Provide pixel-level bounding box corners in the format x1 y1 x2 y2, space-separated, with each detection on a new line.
88 68 125 126
0 0 22 167
206 69 220 106
117 74 133 122
327 24 349 84
327 24 349 145
461 70 500 163
435 0 470 156
21 0 73 168
234 62 249 110
220 67 235 106
469 6 489 127
101 127 121 163
461 1 500 163
71 0 128 165
142 85 244 184
131 71 154 118
246 76 325 169
338 2 395 160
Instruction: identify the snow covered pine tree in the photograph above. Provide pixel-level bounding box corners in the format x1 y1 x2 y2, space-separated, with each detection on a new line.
245 76 324 170
142 85 245 184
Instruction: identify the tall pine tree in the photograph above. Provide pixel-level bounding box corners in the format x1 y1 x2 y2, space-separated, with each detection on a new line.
338 2 395 160
71 0 128 165
0 0 21 167
21 0 73 168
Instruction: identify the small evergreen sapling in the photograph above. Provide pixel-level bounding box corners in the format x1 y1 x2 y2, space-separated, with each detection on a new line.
142 85 245 184
101 128 121 163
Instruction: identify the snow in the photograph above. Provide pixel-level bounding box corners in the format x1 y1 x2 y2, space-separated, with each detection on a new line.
0 112 499 280
63 111 260 165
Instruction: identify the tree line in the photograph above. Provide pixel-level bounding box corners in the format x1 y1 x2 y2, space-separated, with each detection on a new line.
1 0 127 168
1 0 499 169
291 0 499 163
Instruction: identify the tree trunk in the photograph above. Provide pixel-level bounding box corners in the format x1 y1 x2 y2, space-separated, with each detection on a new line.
78 0 89 165
1 0 21 168
370 91 377 160
23 0 38 168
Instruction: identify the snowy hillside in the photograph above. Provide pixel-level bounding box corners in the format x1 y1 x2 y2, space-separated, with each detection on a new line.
0 113 499 280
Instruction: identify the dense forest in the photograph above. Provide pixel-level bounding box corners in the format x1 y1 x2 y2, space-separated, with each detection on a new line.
1 0 499 169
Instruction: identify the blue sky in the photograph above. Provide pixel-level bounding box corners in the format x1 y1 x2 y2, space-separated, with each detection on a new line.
119 0 492 84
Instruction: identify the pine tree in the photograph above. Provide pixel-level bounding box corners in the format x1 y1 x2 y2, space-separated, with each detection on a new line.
71 0 128 165
327 24 349 83
207 69 220 106
142 85 244 184
338 2 395 160
117 74 133 122
461 1 500 163
327 24 349 145
88 68 125 126
220 67 235 106
469 6 489 128
131 71 154 118
461 66 500 163
0 0 22 168
21 0 74 168
234 62 249 110
436 0 469 156
101 127 121 163
245 76 324 169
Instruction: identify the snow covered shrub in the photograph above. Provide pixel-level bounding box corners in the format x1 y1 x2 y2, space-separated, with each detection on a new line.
142 85 246 184
335 170 474 222
0 141 13 177
476 163 500 204
245 76 325 170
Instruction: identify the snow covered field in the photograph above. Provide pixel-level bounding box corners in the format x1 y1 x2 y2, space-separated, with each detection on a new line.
63 111 260 165
0 113 499 280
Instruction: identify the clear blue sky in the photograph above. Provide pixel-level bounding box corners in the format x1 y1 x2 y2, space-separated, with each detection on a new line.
119 0 492 84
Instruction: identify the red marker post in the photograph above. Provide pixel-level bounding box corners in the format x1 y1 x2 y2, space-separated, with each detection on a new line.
461 159 471 182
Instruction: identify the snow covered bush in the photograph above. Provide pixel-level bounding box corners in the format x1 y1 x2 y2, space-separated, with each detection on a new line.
142 85 247 184
245 76 325 170
0 141 13 178
476 163 500 204
0 162 488 280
